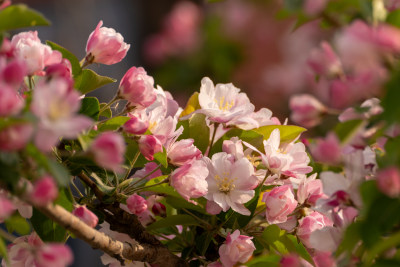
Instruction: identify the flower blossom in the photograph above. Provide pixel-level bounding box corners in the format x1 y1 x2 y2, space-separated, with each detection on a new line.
262 185 298 224
289 94 327 128
377 167 400 198
297 211 333 248
204 152 259 215
127 194 148 215
86 20 130 65
30 175 58 206
91 132 126 173
219 230 255 267
72 205 98 228
168 138 202 166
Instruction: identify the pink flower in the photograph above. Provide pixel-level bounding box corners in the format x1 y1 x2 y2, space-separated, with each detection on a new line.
170 159 208 201
0 195 15 222
2 232 73 267
0 59 27 88
196 77 255 123
168 139 202 166
385 0 400 11
0 0 11 10
123 115 149 135
377 167 400 198
126 194 148 215
339 98 383 122
0 84 24 117
297 211 333 248
30 175 58 206
297 174 325 206
138 135 163 161
119 66 157 108
204 152 259 215
219 230 255 267
31 79 92 152
310 133 341 165
263 185 298 224
72 205 98 228
132 162 162 180
313 251 336 267
11 31 62 75
289 94 327 128
85 20 130 65
280 254 313 267
307 41 342 77
0 123 33 151
91 132 126 173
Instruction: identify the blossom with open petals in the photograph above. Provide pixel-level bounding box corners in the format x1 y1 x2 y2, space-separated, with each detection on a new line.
219 230 255 267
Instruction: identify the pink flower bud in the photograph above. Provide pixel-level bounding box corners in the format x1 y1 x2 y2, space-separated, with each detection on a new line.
91 132 126 173
289 94 326 128
0 195 15 222
31 176 58 206
310 133 341 165
138 135 163 161
37 244 74 267
0 0 11 10
168 139 202 166
72 205 98 228
219 230 255 267
377 167 400 198
1 59 27 87
0 84 24 117
297 212 333 248
307 41 342 77
170 159 208 201
123 116 149 135
127 194 148 215
0 123 33 151
151 201 166 216
46 59 73 89
263 185 298 224
86 21 130 65
313 251 336 267
119 67 157 108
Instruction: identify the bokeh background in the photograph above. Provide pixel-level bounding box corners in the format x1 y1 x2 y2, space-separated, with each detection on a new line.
12 0 331 265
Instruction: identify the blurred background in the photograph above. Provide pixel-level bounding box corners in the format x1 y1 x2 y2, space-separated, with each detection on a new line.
12 0 332 265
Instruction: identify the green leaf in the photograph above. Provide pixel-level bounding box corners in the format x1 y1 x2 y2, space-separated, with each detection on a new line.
146 214 200 231
98 116 130 131
154 147 168 168
0 152 20 187
46 41 81 76
246 254 281 267
0 4 50 31
189 114 210 154
90 174 116 196
336 222 361 256
284 234 313 263
31 208 66 242
382 69 400 124
142 175 180 197
195 231 214 256
99 103 112 118
387 9 400 28
56 187 74 212
165 196 205 213
5 214 30 235
253 125 306 143
262 224 281 244
47 159 71 186
0 237 7 263
210 129 264 156
79 97 100 120
334 119 364 144
74 69 116 95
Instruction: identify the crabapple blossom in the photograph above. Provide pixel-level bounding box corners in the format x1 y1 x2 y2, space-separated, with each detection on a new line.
0 0 10 9
138 135 163 161
30 175 58 206
219 230 255 267
72 205 98 228
307 41 342 77
0 123 33 151
310 133 341 165
263 185 298 224
204 152 259 215
297 174 325 206
0 59 27 87
123 115 149 135
339 98 383 122
289 94 327 128
119 67 157 108
0 84 24 117
11 31 62 75
90 132 126 173
85 20 130 65
297 211 333 248
168 138 202 166
31 78 92 152
227 107 276 130
0 194 15 222
377 167 400 198
196 77 254 123
2 232 73 267
170 159 208 201
127 194 148 215
132 162 162 180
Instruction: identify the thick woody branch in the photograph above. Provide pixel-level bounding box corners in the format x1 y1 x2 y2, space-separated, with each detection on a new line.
29 201 187 266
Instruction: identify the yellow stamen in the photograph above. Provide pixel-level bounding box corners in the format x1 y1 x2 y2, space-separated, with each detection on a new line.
214 172 237 193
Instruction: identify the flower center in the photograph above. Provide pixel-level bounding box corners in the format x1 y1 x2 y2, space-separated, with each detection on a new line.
148 121 157 131
215 96 234 111
246 154 260 167
214 172 237 193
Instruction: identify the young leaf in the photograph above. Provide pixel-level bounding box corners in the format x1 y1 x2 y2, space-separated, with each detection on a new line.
31 208 66 242
180 92 201 118
253 125 306 143
0 4 50 31
154 147 168 168
5 214 30 235
189 114 210 154
146 214 200 231
98 116 130 131
46 41 81 76
74 69 116 95
99 103 112 118
79 97 100 120
0 237 7 263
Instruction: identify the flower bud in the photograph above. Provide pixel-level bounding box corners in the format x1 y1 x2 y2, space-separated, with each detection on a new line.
0 123 33 151
123 116 149 135
91 132 126 173
30 176 58 206
377 167 400 198
263 185 298 224
127 194 148 215
168 139 202 166
138 135 163 161
219 230 255 267
0 84 24 117
72 205 98 228
289 94 327 128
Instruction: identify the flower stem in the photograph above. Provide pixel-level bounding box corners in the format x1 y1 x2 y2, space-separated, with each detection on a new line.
207 123 220 156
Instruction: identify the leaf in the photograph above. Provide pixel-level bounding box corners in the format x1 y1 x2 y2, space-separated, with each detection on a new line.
165 196 205 213
46 41 81 76
246 254 281 267
195 231 214 256
382 69 400 124
90 174 116 196
74 69 116 95
0 237 7 263
189 114 210 154
79 97 100 120
0 152 20 187
154 147 168 168
336 222 361 256
47 159 71 186
99 103 112 118
0 4 50 31
56 188 74 212
253 125 306 143
31 208 66 242
334 119 364 144
284 234 313 263
142 175 180 197
5 214 30 235
146 214 200 231
98 116 130 131
387 9 400 28
262 225 281 244
180 92 201 118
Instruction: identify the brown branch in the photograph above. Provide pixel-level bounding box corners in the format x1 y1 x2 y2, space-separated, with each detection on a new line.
77 173 105 201
29 201 187 266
